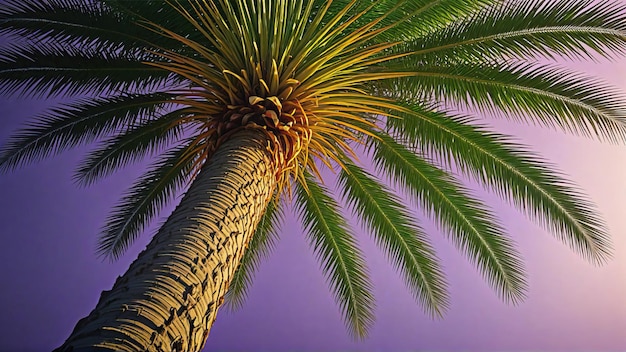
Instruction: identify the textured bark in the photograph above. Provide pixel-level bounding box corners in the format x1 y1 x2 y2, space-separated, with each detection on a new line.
54 129 277 352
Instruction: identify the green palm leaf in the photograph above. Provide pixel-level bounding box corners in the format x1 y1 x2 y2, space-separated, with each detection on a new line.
74 107 190 186
383 62 626 142
399 0 626 62
0 93 175 172
296 171 375 339
387 103 612 262
371 0 490 41
98 140 199 259
0 0 202 53
372 132 527 303
338 161 448 317
0 44 173 97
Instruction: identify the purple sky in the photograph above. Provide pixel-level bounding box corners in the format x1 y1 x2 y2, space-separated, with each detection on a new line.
1 21 626 352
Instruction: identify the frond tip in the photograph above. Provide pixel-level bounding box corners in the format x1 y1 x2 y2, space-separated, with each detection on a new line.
97 142 199 260
338 161 449 317
371 132 528 304
296 171 375 339
387 103 613 264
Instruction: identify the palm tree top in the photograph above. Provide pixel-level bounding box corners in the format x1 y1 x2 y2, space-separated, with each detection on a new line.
139 0 424 193
1 0 626 339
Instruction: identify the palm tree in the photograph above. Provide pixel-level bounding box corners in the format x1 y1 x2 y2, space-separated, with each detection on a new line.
1 0 625 350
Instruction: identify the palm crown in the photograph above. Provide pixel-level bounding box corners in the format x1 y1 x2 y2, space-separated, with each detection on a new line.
1 0 625 346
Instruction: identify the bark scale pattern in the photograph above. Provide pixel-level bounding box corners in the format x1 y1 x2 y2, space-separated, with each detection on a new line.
55 129 277 352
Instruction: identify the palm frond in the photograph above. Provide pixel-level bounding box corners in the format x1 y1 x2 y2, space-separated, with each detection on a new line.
0 43 174 97
382 62 626 143
372 0 490 41
372 131 527 303
296 171 375 339
0 0 202 54
397 0 626 63
0 92 175 172
74 107 190 186
225 197 283 311
338 161 448 317
388 102 612 263
98 140 199 260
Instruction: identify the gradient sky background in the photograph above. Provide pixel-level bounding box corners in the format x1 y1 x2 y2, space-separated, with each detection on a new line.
1 4 626 352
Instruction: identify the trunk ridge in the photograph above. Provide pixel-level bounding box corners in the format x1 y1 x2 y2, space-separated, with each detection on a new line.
55 129 278 352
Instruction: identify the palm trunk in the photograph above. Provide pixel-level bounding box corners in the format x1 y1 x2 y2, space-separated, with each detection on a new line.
55 129 278 352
